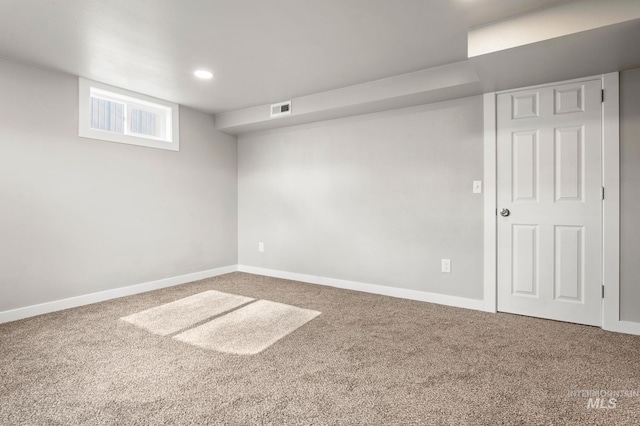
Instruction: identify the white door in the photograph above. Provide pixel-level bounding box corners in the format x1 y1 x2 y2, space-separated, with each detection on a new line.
497 79 603 326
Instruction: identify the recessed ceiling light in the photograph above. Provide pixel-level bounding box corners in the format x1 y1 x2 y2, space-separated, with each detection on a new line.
194 70 213 79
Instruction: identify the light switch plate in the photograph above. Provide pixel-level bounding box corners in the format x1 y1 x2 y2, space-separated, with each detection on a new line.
473 180 482 194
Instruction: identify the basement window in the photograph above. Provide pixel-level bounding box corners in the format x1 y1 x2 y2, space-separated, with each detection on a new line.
78 77 179 151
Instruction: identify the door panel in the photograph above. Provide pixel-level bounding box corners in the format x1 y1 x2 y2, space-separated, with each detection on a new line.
497 79 602 326
512 131 538 201
554 126 583 201
554 225 583 301
512 224 538 296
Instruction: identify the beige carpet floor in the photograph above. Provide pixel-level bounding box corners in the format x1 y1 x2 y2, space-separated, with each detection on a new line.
1 272 639 425
172 298 320 355
120 290 254 336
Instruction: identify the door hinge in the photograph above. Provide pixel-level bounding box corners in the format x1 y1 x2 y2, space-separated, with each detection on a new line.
601 89 605 103
602 285 605 298
602 187 605 200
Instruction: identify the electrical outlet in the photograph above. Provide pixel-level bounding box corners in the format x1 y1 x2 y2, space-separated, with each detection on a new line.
473 180 482 194
258 242 264 252
441 259 451 273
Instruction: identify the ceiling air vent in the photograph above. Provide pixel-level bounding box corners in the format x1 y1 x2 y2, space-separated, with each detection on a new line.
270 100 292 118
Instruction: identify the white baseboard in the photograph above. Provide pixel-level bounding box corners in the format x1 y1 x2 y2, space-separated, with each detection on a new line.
0 265 239 324
7 264 635 334
237 265 484 311
604 320 640 336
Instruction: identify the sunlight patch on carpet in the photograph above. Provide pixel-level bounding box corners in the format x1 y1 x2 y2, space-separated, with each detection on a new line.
173 300 321 355
120 290 253 336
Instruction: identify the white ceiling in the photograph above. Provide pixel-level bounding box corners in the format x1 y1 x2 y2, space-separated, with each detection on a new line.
0 0 566 114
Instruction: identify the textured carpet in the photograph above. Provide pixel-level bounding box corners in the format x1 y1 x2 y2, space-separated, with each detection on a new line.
1 272 639 425
173 299 320 355
120 290 254 336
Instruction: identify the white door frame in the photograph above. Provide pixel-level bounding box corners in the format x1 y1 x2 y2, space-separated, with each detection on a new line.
483 72 638 335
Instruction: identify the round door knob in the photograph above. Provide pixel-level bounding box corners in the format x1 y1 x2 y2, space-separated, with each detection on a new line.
500 208 510 217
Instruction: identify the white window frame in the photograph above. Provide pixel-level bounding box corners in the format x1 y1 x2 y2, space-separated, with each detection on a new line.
78 77 180 151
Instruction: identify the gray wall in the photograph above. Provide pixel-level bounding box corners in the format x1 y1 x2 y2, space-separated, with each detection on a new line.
0 58 238 312
620 68 640 323
3 54 636 323
238 97 484 300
